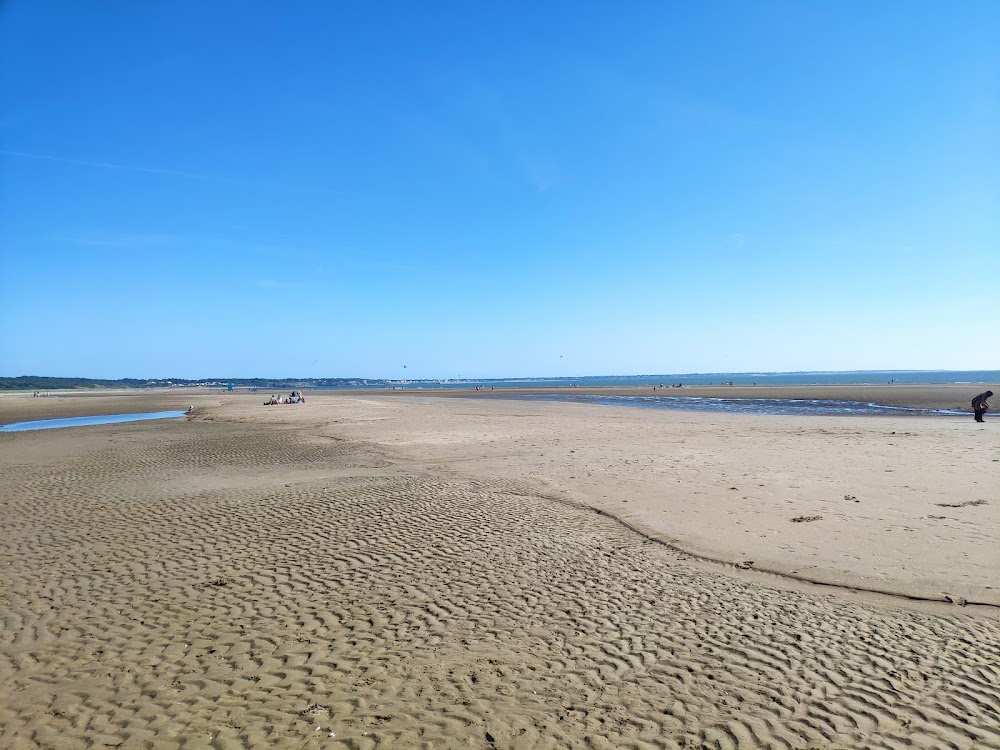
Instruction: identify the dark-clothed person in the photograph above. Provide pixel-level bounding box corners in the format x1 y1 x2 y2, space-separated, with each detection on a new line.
972 390 993 422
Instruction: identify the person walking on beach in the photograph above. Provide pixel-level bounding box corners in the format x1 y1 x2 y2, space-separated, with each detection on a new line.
972 390 992 422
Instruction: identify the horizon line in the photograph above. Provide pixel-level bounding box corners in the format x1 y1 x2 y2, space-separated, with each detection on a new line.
3 368 998 383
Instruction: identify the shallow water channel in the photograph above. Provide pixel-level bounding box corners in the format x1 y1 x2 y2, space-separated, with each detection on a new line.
507 394 969 417
0 411 188 432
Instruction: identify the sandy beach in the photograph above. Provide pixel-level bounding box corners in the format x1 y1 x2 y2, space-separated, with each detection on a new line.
1 388 998 749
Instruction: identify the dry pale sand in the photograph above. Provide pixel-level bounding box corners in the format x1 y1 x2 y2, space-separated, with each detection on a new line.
1 390 998 750
348 388 999 607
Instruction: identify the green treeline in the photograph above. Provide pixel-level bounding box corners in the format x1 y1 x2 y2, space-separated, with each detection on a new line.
0 376 386 391
0 376 148 391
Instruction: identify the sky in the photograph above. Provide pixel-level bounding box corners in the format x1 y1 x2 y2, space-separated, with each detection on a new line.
1 1 997 380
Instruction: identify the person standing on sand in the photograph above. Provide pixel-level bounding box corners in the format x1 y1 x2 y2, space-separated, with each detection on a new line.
972 390 992 422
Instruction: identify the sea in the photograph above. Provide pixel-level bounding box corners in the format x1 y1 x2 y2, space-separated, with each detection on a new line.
504 394 971 417
332 369 997 390
329 370 998 418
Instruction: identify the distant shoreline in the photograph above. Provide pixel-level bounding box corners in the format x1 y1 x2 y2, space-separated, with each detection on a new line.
2 368 998 394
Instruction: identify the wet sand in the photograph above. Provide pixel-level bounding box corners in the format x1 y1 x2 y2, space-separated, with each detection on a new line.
1 389 998 749
382 382 985 412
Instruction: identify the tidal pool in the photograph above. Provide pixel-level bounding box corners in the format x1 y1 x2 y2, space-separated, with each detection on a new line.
0 411 188 432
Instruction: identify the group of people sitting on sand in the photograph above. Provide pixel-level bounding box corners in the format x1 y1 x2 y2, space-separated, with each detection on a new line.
264 390 305 405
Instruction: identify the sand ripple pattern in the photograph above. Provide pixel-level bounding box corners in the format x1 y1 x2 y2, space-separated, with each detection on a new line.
1 420 998 749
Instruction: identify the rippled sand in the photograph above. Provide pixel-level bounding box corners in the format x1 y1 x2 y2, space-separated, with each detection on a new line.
1 391 997 749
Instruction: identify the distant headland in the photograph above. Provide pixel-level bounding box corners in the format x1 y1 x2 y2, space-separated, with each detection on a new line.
0 376 381 392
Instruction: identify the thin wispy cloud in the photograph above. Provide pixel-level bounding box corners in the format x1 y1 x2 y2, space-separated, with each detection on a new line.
60 231 325 261
66 232 182 250
517 153 560 192
0 149 336 195
58 230 427 278
253 278 300 289
445 73 562 193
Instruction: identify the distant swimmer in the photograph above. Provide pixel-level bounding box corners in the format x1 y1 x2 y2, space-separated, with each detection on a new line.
972 390 992 423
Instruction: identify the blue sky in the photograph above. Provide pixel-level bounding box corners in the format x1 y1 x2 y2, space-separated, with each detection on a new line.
1 1 997 379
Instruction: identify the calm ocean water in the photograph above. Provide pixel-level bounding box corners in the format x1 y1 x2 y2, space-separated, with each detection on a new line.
331 370 999 390
505 394 972 417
